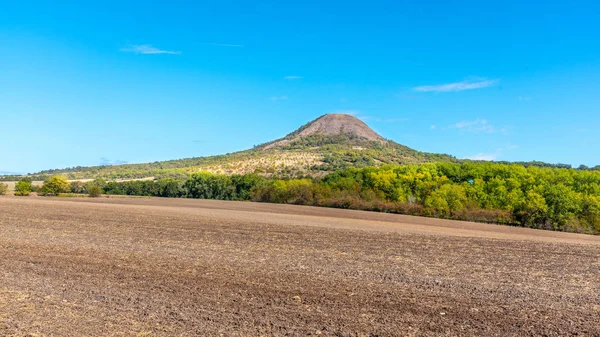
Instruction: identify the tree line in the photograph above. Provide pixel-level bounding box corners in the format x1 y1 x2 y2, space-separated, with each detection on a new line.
3 162 600 234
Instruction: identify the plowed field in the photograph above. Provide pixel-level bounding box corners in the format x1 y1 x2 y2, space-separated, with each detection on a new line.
1 196 599 336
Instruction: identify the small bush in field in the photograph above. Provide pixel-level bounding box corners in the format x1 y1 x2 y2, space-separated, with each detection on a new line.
0 183 8 195
14 179 32 196
87 185 102 197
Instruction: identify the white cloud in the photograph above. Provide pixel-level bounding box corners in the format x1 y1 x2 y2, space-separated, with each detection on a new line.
413 79 498 93
430 125 437 129
270 96 288 102
453 119 496 133
518 96 531 101
464 153 499 161
284 76 303 80
120 45 181 55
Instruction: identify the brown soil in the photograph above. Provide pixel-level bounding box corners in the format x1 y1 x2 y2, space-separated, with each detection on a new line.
1 196 599 336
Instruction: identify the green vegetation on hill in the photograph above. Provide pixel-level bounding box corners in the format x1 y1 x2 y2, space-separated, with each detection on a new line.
0 114 453 180
4 137 454 181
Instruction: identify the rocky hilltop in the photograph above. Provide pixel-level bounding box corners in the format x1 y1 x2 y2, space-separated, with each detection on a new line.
264 114 386 150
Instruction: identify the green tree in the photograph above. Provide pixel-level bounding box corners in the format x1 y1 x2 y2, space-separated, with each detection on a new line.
14 179 32 196
514 190 548 228
231 174 265 200
41 176 71 196
424 184 468 217
542 184 581 230
184 172 235 200
580 195 600 233
155 179 182 197
91 177 107 189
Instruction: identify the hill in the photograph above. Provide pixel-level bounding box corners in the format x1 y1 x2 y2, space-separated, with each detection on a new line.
262 113 385 149
12 114 454 180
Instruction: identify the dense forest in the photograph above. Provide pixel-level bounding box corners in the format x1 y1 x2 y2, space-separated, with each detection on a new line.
29 161 596 235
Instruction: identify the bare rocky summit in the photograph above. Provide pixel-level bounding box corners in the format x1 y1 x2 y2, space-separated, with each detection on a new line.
264 114 386 149
292 114 385 141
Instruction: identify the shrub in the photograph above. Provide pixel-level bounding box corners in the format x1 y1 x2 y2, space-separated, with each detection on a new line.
0 183 7 195
87 185 102 197
14 179 32 196
454 208 515 224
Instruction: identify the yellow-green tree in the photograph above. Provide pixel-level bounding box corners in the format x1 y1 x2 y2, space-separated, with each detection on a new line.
14 179 32 196
41 176 70 196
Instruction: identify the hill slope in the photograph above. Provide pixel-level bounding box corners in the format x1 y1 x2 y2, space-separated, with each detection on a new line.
22 114 455 180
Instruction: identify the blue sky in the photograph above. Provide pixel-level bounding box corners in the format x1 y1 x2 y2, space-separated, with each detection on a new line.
1 1 599 174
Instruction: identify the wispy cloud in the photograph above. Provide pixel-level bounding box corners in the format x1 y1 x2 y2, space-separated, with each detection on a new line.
464 143 518 161
284 76 303 80
100 157 129 166
518 96 531 101
270 95 288 102
453 119 497 133
433 118 510 134
464 153 499 161
413 79 498 93
121 44 181 55
207 43 244 48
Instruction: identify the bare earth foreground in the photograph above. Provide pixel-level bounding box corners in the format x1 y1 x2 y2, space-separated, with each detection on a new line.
1 197 599 336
